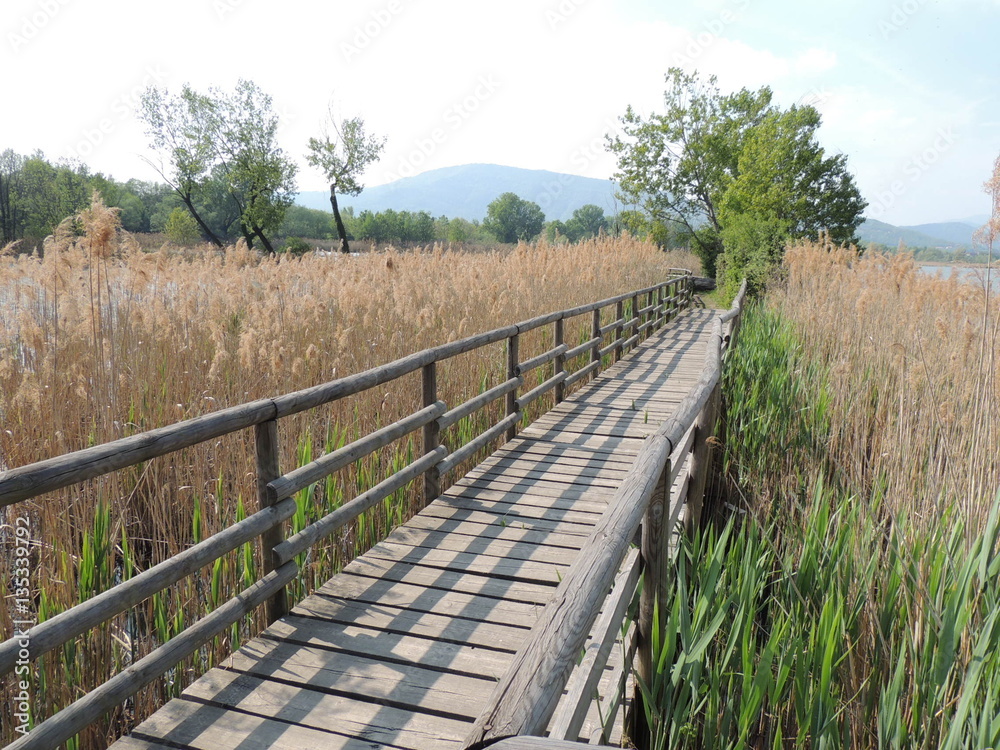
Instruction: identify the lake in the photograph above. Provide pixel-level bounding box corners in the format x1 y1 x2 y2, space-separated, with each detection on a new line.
919 264 1000 293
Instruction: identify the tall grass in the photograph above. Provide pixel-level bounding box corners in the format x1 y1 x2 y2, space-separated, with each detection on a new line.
0 194 699 747
638 243 1000 748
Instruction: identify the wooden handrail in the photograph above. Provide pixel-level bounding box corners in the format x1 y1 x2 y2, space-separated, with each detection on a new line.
463 277 746 748
0 270 696 749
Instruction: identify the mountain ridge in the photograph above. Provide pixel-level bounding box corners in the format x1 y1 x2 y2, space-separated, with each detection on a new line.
294 164 984 248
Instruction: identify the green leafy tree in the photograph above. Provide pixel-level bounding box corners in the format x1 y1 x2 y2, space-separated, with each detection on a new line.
140 80 297 253
279 205 333 239
565 204 608 241
483 192 545 243
544 219 569 243
164 207 201 245
608 68 865 282
306 111 385 254
139 85 225 246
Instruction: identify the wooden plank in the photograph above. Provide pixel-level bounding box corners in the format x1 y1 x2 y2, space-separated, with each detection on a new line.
123 693 463 750
341 557 559 605
261 616 517 675
415 504 596 538
383 525 585 565
285 598 534 646
361 541 569 585
491 441 640 467
465 458 631 485
223 638 498 718
403 513 589 549
314 575 548 626
434 491 608 524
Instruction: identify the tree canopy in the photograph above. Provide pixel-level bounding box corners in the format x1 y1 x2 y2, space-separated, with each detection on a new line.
139 79 297 253
483 192 545 243
306 112 385 253
608 68 866 295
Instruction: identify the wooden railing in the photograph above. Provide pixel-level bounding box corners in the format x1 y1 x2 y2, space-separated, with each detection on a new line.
465 279 747 748
0 271 695 750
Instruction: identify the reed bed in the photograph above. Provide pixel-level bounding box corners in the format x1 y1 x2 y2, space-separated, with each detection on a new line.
637 242 1000 748
0 194 698 748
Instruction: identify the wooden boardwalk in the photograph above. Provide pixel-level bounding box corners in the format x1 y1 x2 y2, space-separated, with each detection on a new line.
109 308 717 750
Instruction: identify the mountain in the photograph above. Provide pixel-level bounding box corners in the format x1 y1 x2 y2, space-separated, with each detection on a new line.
295 164 620 222
901 222 977 246
857 219 967 249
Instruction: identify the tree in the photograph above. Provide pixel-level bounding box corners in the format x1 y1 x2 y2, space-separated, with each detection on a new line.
140 79 298 253
564 204 608 241
164 207 201 245
139 84 225 246
306 111 385 254
483 192 545 243
608 68 866 283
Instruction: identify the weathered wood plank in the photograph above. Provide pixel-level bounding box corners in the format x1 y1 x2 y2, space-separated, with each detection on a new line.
340 557 559 605
224 638 498 717
313 575 548 625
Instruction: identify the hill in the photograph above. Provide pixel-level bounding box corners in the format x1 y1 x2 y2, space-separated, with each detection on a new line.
295 164 620 222
857 219 972 250
902 222 977 246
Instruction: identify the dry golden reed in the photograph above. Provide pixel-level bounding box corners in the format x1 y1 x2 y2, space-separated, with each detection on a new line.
771 240 998 527
0 193 698 746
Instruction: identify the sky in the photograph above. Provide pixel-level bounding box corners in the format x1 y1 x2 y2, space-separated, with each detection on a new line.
2 0 997 227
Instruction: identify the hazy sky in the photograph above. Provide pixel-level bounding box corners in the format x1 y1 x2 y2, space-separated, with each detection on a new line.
3 0 997 226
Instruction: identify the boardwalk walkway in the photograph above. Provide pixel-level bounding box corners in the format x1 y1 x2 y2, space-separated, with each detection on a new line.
110 307 717 750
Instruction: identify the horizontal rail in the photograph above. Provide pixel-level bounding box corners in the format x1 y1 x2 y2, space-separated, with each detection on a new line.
438 412 521 475
563 360 601 389
515 344 568 377
438 377 522 430
599 317 626 335
267 401 446 503
598 338 625 359
0 399 278 507
515 372 567 411
7 562 297 750
274 446 448 565
0 497 296 677
619 333 640 350
563 336 601 361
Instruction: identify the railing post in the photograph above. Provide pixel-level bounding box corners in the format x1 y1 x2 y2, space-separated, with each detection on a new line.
255 419 289 623
590 309 601 370
686 382 720 530
634 457 671 747
615 299 624 362
657 284 665 328
631 293 639 350
506 333 520 441
554 318 565 404
422 361 440 505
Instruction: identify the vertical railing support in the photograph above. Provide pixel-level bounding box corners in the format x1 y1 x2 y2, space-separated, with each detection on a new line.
634 457 671 746
255 419 289 623
686 381 720 531
506 333 520 441
631 293 639 351
554 318 565 404
422 361 440 505
614 299 624 362
590 309 601 370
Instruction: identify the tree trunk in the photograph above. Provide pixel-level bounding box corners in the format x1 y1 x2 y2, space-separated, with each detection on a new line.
254 226 275 255
329 187 349 254
180 192 225 247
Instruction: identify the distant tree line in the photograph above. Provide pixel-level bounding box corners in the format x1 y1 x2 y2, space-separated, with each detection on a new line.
0 152 675 252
